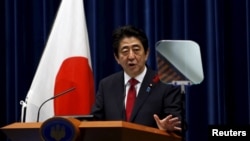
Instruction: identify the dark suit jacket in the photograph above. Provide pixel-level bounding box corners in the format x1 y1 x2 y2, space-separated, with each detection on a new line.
91 68 183 128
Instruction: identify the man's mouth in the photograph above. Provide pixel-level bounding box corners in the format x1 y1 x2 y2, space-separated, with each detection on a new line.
128 63 136 67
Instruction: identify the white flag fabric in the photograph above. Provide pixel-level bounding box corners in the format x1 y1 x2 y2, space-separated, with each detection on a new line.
25 0 94 122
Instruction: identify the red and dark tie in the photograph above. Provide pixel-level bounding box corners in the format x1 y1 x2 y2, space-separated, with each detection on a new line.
126 78 138 121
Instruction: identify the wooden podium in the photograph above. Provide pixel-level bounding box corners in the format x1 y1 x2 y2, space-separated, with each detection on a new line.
1 119 181 141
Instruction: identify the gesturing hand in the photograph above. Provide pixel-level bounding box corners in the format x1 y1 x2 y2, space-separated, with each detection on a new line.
153 114 181 132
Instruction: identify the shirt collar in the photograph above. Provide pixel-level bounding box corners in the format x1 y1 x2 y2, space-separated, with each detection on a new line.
124 66 147 85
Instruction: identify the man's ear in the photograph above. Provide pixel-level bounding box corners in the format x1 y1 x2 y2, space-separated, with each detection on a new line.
114 53 120 64
145 48 150 61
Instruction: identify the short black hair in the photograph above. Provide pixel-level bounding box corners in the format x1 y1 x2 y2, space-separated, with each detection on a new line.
112 25 149 57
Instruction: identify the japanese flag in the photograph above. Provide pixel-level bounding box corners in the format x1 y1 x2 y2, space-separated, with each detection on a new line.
25 0 94 122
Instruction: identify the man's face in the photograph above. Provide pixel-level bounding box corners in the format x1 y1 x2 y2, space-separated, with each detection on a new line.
115 36 149 77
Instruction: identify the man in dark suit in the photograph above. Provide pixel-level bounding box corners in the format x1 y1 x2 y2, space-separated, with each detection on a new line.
91 25 183 133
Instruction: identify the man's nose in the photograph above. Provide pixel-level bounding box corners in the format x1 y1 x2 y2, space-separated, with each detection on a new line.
128 50 135 59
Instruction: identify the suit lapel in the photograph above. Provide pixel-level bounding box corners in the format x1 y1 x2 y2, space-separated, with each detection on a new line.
113 72 126 120
130 69 156 121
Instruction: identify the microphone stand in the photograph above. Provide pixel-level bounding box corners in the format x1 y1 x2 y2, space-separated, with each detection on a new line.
36 87 75 122
170 80 192 141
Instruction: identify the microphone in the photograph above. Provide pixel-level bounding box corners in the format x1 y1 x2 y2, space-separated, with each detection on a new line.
36 87 76 122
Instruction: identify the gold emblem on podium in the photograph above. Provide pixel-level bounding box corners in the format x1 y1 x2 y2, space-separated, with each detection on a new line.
50 124 66 140
40 117 80 141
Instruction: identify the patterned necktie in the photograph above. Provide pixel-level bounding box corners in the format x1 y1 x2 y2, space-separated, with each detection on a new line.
126 78 138 121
